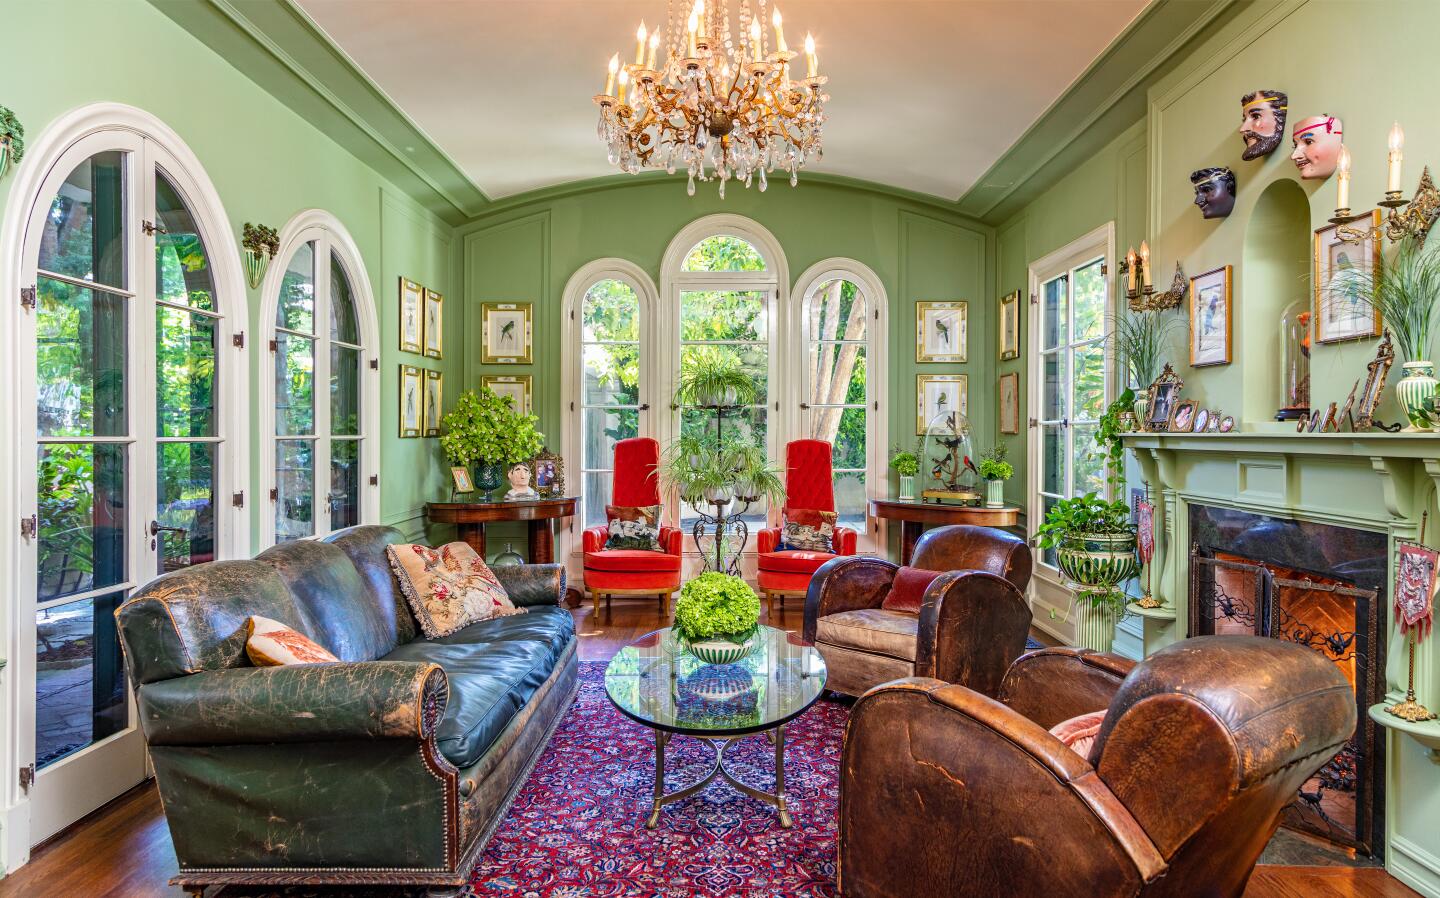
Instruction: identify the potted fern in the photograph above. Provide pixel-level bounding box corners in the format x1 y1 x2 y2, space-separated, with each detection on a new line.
439 388 545 495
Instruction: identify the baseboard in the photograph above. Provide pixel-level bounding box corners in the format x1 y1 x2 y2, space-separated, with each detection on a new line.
1391 834 1440 898
0 798 31 877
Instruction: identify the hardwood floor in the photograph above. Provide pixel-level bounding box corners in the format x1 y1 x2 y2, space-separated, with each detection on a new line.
0 598 1421 898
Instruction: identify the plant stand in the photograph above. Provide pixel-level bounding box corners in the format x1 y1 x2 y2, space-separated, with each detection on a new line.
1071 595 1124 653
687 403 761 575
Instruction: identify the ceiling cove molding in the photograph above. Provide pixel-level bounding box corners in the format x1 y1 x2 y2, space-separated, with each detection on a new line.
957 0 1241 224
147 0 488 224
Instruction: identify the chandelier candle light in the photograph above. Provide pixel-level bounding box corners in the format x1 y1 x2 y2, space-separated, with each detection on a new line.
593 0 828 196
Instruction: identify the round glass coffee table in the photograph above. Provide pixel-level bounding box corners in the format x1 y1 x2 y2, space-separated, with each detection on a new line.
603 625 827 829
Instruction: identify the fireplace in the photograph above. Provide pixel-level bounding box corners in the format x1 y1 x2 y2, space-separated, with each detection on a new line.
1188 504 1387 856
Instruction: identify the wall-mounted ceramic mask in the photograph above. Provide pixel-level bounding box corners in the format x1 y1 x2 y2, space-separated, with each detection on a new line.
1290 115 1344 180
1191 167 1236 219
1238 89 1287 160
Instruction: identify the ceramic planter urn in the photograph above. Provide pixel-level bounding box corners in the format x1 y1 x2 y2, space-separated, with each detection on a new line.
985 479 1005 508
1396 361 1438 431
1056 531 1140 594
899 475 916 501
686 635 755 665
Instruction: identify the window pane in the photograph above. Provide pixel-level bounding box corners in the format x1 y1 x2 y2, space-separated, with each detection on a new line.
37 278 128 438
275 439 314 542
275 333 315 436
1041 495 1060 568
584 408 639 471
809 344 866 406
808 279 866 341
1074 342 1107 422
818 406 867 471
277 242 315 334
38 151 127 290
583 471 614 528
583 343 640 406
35 591 128 769
329 252 359 344
1073 423 1106 496
681 291 768 341
330 344 360 435
680 344 768 404
834 471 866 529
1041 425 1064 496
680 406 766 447
582 279 639 342
156 306 216 438
1041 351 1063 421
330 438 360 530
1042 275 1067 350
38 443 126 601
682 235 766 271
157 442 216 572
1073 259 1106 343
154 172 215 311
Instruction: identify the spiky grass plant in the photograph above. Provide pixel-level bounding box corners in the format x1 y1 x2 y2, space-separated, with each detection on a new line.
1328 237 1440 363
1109 310 1180 389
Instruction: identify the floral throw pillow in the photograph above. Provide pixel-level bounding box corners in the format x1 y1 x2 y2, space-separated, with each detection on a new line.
245 616 339 666
604 504 664 552
386 541 523 639
781 508 837 553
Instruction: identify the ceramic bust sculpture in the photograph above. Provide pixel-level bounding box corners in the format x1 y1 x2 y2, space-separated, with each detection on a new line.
1238 89 1287 160
1191 167 1237 219
503 462 539 501
1290 115 1344 179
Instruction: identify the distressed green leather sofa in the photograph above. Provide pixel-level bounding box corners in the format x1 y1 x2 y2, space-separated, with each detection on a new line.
115 525 578 897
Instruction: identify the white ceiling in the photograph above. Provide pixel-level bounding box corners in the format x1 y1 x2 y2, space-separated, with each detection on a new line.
295 0 1148 202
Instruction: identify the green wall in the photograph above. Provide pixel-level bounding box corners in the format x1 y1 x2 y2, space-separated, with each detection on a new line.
0 0 459 547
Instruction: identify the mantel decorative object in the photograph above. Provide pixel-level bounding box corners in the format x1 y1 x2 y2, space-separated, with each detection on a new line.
1388 516 1436 723
0 105 24 181
240 223 279 291
1120 243 1186 312
593 0 827 196
1330 122 1440 245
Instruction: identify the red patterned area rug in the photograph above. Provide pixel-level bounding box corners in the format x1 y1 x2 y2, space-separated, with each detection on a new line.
468 661 847 898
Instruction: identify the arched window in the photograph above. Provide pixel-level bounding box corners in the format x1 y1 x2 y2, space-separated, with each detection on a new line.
261 213 378 545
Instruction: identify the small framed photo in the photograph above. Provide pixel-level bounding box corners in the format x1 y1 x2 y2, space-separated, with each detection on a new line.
527 449 566 499
916 373 967 434
1145 364 1183 432
1206 410 1222 432
399 278 424 354
916 301 967 363
1338 378 1360 432
481 374 533 415
999 372 1020 434
398 365 422 438
1315 213 1382 344
1193 408 1210 434
999 291 1020 361
481 302 534 364
1169 399 1198 433
422 369 443 437
1218 415 1235 433
1189 265 1232 367
1320 401 1341 433
1307 408 1325 432
450 466 475 494
423 288 444 360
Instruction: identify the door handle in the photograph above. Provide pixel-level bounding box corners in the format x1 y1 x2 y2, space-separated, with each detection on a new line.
149 520 187 537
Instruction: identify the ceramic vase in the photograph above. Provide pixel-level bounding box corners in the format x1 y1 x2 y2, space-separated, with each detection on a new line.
985 479 1005 508
475 462 505 496
243 248 269 290
1132 388 1151 431
899 475 916 501
0 137 11 181
1396 361 1438 432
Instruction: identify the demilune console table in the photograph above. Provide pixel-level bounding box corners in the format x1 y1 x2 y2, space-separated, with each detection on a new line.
869 499 1021 565
424 497 578 563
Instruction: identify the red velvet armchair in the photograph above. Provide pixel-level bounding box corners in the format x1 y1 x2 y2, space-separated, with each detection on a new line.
757 439 858 612
582 438 683 614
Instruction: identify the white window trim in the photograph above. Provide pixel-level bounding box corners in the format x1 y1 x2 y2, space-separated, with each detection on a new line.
790 259 889 555
559 258 660 570
0 102 250 869
1026 222 1116 639
256 210 380 548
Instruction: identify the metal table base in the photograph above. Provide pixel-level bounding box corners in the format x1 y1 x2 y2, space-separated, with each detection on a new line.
646 725 793 829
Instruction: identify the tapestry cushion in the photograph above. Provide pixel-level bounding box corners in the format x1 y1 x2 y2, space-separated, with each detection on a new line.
880 566 944 614
604 504 664 551
386 542 524 639
244 615 339 666
781 507 837 552
1049 710 1108 759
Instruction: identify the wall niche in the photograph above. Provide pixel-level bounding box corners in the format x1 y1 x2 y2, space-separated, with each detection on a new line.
1241 178 1311 427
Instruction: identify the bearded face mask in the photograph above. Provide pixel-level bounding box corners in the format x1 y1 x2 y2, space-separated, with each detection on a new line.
1238 90 1287 160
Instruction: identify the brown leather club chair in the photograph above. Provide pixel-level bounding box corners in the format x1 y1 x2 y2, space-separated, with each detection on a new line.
802 525 1032 697
838 636 1357 898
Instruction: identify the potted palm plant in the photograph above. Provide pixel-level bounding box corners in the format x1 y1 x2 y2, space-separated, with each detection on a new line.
1330 238 1440 430
0 105 24 181
439 388 545 495
1035 493 1139 652
672 571 762 664
976 446 1012 508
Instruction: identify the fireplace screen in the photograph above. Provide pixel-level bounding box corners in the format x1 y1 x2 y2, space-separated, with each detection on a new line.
1189 546 1385 855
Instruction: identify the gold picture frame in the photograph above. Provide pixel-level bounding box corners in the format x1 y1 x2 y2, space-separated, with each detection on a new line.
527 449 566 499
450 466 475 494
422 369 443 437
481 302 534 364
916 373 967 434
481 374 533 415
999 291 1020 361
398 365 422 438
999 372 1020 434
423 288 444 360
916 301 967 363
399 278 423 354
1189 265 1232 367
1356 332 1395 432
1315 212 1383 344
1145 364 1184 432
1168 399 1199 433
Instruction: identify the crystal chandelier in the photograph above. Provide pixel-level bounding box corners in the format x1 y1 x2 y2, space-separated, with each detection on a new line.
592 0 827 196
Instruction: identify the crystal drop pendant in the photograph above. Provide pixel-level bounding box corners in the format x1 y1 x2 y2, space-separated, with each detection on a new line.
790 169 798 187
687 173 696 196
718 178 726 199
758 168 768 191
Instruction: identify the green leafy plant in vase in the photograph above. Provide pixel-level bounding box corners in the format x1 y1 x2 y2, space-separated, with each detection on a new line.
439 388 545 495
1035 493 1138 653
976 445 1013 508
1110 310 1178 430
241 223 280 290
0 105 24 181
890 446 920 500
672 572 762 664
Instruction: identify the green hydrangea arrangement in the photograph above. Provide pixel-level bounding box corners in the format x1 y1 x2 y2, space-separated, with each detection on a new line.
673 572 761 643
976 445 1013 482
439 387 544 467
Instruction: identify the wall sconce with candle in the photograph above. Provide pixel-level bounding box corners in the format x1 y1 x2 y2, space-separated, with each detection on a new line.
1332 122 1440 244
1120 241 1187 312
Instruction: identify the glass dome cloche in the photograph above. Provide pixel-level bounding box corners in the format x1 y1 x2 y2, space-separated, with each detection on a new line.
919 409 980 504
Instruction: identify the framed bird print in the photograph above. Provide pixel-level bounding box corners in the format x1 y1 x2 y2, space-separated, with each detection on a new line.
423 288 444 360
917 374 967 434
422 369 443 437
482 374 532 415
398 365 422 438
916 301 967 363
999 291 1020 360
481 302 533 364
398 278 423 354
